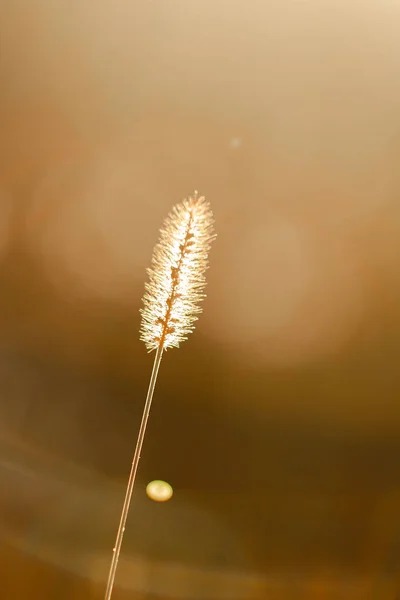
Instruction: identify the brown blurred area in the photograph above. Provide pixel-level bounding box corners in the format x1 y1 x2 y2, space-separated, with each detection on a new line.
1 0 400 598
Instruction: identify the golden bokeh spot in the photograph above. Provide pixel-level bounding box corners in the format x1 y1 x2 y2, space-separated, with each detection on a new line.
146 480 173 502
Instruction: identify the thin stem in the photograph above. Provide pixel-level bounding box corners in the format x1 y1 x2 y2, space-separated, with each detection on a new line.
104 345 164 600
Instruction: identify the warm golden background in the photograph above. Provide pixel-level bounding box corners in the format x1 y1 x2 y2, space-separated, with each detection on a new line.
1 0 400 598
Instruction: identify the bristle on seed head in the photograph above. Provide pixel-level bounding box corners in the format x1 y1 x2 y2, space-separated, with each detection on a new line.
140 192 216 351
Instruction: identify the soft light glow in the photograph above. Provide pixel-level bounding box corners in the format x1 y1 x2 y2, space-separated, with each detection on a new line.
146 480 173 502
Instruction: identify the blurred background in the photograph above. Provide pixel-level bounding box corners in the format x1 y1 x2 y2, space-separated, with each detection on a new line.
1 0 400 597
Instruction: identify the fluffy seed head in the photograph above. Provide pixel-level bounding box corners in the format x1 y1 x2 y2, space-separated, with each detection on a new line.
140 192 216 351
